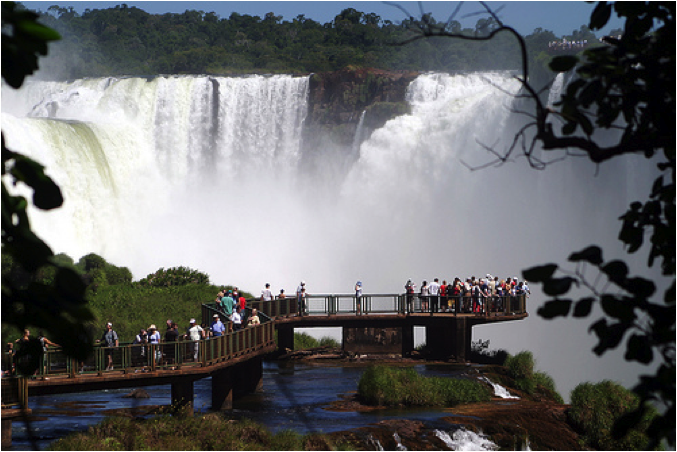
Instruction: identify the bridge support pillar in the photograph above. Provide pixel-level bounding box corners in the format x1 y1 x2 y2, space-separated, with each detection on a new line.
277 325 294 354
171 380 194 416
426 318 471 361
237 356 263 394
212 367 233 410
402 324 414 357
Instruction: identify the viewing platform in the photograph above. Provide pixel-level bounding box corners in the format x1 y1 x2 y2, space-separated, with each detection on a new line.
2 293 527 445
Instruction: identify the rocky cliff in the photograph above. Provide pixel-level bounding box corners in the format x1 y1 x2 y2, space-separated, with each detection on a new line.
303 67 418 150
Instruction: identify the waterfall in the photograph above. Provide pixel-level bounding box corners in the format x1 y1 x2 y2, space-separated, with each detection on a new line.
434 429 498 451
480 376 519 399
1 69 658 404
351 109 367 156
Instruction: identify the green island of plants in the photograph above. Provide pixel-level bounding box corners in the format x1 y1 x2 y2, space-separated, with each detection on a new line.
357 365 492 407
48 414 352 451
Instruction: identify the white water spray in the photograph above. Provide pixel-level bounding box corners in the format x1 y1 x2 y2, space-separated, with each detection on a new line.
2 71 658 401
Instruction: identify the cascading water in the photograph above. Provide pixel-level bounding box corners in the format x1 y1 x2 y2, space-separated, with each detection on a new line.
1 70 658 401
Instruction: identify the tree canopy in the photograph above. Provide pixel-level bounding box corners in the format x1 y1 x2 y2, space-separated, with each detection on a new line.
21 2 595 83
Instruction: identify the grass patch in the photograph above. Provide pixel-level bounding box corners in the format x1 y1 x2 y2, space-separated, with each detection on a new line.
357 365 491 407
568 380 661 451
48 414 351 451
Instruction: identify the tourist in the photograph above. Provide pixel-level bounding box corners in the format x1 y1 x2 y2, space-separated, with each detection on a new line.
404 279 416 313
231 307 243 331
299 287 308 316
278 289 286 299
296 281 306 316
164 322 179 366
185 319 205 361
247 308 261 327
98 322 118 371
222 291 234 319
211 314 226 337
148 324 162 363
429 278 440 313
420 280 429 312
239 292 246 312
232 287 240 302
440 280 448 312
35 331 58 377
261 283 273 302
355 281 363 315
215 290 224 310
132 329 147 367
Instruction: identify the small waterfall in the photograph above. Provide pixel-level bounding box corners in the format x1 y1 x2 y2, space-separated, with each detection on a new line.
393 432 407 451
480 376 519 399
434 428 498 451
351 109 367 156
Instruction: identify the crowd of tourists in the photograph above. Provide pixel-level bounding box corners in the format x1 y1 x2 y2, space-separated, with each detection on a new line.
404 275 530 315
3 277 529 376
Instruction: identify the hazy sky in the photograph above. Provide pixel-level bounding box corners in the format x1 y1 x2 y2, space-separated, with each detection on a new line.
25 1 625 37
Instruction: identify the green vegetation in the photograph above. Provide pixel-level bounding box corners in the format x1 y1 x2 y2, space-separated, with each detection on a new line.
139 266 210 287
357 365 491 407
293 332 339 350
48 413 351 451
503 351 564 404
19 2 600 85
568 380 661 450
2 248 250 345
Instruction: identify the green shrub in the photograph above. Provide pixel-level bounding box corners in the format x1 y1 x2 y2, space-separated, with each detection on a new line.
293 332 319 350
504 351 536 393
533 371 564 404
48 414 343 450
318 336 340 348
358 365 491 407
568 380 660 451
139 266 210 287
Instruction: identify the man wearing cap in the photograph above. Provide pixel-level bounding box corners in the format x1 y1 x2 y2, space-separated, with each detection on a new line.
186 319 205 361
211 314 226 337
98 322 118 371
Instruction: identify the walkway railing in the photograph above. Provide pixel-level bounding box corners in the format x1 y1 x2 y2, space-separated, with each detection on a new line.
3 293 526 379
225 293 527 317
3 321 274 379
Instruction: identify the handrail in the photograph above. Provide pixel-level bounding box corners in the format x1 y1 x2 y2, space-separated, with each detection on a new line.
1 293 526 380
2 321 275 379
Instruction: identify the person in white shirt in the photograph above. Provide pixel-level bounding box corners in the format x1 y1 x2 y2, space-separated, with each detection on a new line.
185 319 205 361
261 283 273 302
429 278 440 313
231 307 243 331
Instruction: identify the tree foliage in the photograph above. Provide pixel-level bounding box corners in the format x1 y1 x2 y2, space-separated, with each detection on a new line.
569 380 661 450
24 2 574 84
1 1 94 362
403 1 673 447
138 266 210 287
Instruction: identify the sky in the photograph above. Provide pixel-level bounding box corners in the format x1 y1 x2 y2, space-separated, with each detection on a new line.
23 1 625 38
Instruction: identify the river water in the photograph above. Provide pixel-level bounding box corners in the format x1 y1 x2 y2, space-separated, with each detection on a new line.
11 361 499 450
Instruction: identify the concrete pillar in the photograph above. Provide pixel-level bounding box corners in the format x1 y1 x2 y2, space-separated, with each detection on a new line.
211 367 233 410
171 380 194 416
277 325 294 354
426 318 470 361
401 324 414 357
237 356 263 394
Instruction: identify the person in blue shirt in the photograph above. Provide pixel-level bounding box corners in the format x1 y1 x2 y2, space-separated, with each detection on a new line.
211 314 226 337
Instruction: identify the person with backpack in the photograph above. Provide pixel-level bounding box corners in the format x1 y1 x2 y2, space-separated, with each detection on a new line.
97 322 118 371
